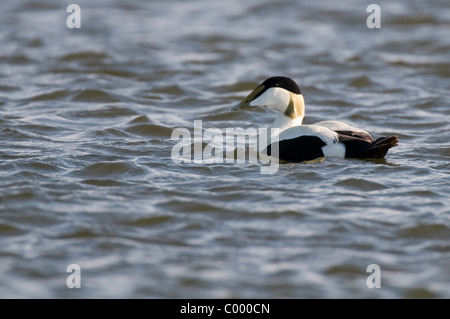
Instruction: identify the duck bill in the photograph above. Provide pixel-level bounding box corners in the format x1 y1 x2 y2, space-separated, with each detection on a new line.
230 85 265 111
231 100 252 111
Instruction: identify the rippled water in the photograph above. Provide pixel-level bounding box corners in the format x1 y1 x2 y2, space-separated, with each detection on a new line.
1 0 449 298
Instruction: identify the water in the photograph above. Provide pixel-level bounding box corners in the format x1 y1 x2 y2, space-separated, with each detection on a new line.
0 0 449 298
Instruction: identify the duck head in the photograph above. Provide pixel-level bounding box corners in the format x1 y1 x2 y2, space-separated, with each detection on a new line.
231 76 305 129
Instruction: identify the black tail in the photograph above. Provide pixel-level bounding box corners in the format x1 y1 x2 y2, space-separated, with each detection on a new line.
339 135 399 159
363 136 399 159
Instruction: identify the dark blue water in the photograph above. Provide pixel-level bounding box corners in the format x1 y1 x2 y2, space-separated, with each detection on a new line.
0 0 449 298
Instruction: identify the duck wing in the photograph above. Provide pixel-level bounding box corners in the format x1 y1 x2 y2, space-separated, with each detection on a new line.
315 120 374 141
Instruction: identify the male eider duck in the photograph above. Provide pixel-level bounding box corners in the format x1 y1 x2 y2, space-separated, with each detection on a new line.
231 76 398 162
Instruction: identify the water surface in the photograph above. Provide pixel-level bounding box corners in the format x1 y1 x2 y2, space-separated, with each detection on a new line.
0 0 449 298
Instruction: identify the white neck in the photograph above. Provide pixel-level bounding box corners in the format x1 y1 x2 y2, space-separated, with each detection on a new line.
270 113 303 131
256 92 305 149
269 93 305 131
257 114 303 150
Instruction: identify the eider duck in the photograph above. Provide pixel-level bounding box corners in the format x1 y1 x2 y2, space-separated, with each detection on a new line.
231 76 398 162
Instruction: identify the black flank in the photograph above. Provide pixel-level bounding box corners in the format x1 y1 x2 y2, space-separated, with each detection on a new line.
266 135 326 162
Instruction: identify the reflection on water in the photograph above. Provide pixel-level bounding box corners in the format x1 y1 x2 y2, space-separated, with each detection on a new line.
0 0 449 298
